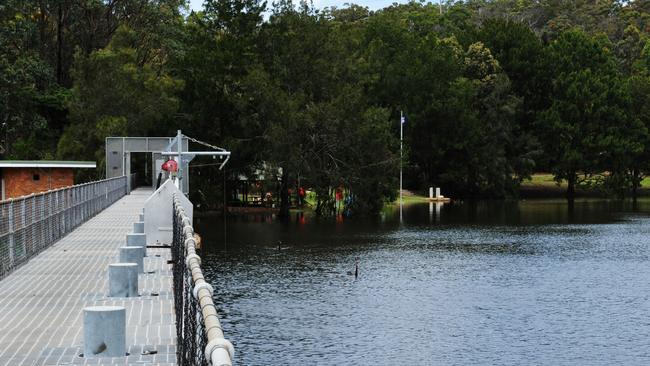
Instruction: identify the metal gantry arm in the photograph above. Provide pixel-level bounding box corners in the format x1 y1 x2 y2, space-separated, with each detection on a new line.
106 130 231 195
161 152 231 170
161 130 231 168
160 130 232 189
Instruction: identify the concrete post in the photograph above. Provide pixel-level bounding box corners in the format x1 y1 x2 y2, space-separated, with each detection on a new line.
83 306 126 357
126 233 147 256
108 263 138 297
436 187 441 199
119 246 144 273
429 187 433 199
133 222 144 234
126 233 146 246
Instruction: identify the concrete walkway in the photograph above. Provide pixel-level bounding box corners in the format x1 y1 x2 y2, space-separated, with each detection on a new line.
0 189 176 366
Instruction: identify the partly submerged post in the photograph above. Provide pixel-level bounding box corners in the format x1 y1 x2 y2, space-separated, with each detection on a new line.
83 306 126 357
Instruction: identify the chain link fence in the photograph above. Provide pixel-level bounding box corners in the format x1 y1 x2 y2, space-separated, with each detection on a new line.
0 176 128 280
173 195 233 366
173 201 209 366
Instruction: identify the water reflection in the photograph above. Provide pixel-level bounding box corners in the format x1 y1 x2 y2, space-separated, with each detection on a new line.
429 201 443 223
195 198 650 365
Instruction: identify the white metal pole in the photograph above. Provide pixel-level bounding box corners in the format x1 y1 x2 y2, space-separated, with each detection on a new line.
400 110 403 223
176 129 182 190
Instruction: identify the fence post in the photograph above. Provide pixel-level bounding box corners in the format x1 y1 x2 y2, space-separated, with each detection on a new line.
77 187 80 225
20 199 26 258
8 200 14 269
54 191 62 238
21 199 26 229
79 186 82 224
31 196 36 256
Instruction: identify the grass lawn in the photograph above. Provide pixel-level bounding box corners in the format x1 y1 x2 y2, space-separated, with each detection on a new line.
301 174 650 208
521 173 565 188
389 190 431 205
641 176 650 188
523 174 650 188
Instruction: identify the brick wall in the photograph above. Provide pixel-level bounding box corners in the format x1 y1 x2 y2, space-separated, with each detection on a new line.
1 168 74 199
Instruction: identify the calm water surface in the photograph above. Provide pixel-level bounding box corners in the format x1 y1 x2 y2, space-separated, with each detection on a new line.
195 199 650 365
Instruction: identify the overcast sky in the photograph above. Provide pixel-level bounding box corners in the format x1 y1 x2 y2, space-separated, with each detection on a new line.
188 0 418 12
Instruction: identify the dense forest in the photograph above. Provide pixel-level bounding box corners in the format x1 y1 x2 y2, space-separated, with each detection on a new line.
2 0 650 214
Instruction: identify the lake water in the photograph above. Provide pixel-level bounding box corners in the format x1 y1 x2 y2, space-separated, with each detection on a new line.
195 199 650 365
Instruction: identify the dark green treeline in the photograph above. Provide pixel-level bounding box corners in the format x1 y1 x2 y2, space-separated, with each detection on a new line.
2 0 650 214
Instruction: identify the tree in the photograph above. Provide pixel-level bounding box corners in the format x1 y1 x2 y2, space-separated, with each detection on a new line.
172 0 266 208
626 40 650 202
478 18 545 178
57 25 183 174
0 0 67 159
228 2 399 216
431 42 521 197
537 29 643 203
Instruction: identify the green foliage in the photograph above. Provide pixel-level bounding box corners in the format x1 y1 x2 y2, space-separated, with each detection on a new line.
229 2 398 215
57 25 183 173
4 0 650 212
537 29 644 200
0 0 68 159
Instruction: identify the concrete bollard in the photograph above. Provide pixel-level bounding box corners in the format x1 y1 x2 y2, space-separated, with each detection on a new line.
126 233 147 256
119 246 144 273
108 263 138 297
133 222 144 234
436 187 441 198
429 187 434 199
126 233 146 246
83 306 126 358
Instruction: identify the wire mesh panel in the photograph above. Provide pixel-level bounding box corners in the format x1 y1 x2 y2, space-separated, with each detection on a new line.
172 201 209 366
0 176 127 280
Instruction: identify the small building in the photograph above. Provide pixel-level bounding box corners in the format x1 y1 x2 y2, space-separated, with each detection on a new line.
0 160 96 200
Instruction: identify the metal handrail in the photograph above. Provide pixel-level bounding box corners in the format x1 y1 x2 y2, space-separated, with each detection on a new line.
0 176 128 280
0 175 125 204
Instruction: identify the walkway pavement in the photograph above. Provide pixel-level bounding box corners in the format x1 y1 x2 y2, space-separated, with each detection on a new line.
0 189 176 365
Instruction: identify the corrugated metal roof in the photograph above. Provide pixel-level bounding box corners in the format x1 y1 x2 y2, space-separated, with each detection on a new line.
0 160 96 168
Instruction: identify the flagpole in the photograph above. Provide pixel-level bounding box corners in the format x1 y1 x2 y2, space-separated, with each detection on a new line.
400 110 403 223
